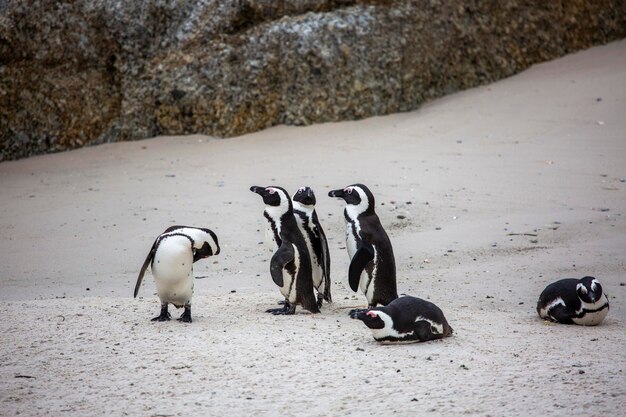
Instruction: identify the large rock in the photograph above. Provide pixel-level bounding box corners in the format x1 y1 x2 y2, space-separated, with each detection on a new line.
1 0 625 161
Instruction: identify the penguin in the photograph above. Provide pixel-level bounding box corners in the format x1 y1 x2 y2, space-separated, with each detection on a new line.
328 184 398 308
134 226 220 323
537 276 609 326
250 186 319 315
350 295 453 343
292 186 332 308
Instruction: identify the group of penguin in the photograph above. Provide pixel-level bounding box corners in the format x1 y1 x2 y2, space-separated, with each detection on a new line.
134 184 610 343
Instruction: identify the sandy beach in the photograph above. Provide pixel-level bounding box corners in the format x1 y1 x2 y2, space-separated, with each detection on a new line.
1 40 625 416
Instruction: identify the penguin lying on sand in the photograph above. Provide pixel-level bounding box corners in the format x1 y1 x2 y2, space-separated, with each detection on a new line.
328 184 398 308
292 186 332 308
134 226 220 323
250 186 319 315
350 295 453 343
537 276 609 325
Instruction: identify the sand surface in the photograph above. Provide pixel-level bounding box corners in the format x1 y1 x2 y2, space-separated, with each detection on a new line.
1 40 625 416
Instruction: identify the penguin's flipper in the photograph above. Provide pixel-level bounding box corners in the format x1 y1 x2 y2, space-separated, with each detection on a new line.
270 242 294 287
547 304 575 324
134 238 159 298
318 226 332 302
412 320 442 342
348 242 374 292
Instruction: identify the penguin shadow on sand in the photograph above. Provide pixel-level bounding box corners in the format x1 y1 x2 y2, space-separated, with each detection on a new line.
328 183 454 344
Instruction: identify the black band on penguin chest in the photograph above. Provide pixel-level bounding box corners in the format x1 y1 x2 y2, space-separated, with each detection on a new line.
156 233 195 249
295 210 322 259
575 301 609 317
285 260 297 298
348 218 375 292
264 211 282 246
348 219 361 246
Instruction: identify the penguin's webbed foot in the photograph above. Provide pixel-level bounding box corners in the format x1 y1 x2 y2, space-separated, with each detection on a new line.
316 293 324 309
177 306 192 323
151 304 171 321
266 303 296 315
151 312 171 321
277 299 287 306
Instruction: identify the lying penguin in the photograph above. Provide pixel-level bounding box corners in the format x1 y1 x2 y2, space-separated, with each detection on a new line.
537 276 609 325
134 226 220 323
350 295 453 343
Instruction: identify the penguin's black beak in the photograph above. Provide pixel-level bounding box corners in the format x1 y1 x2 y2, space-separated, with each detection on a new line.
328 188 345 199
349 308 385 329
250 186 265 195
349 308 369 320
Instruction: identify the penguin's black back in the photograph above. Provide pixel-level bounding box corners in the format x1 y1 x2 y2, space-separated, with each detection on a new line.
357 211 398 306
537 279 581 314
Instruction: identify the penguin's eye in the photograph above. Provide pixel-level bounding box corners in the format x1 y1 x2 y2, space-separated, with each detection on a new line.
267 188 275 195
297 188 303 194
346 188 353 194
591 283 597 292
366 311 377 318
579 286 588 294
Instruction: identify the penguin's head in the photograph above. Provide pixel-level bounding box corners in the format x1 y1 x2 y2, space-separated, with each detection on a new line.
328 184 375 217
250 186 292 213
292 186 316 207
350 309 385 330
204 228 220 256
577 276 603 303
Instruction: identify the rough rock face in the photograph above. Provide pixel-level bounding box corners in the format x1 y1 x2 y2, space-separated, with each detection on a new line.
1 0 625 161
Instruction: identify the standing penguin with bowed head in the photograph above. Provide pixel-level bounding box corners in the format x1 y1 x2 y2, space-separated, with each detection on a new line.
292 186 332 308
328 184 398 308
537 276 609 325
250 186 319 315
134 226 220 323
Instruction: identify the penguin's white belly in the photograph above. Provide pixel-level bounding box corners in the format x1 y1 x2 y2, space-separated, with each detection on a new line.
346 223 358 260
359 249 377 302
302 231 322 288
573 296 609 326
279 244 299 303
152 238 194 307
264 224 278 252
311 255 323 289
